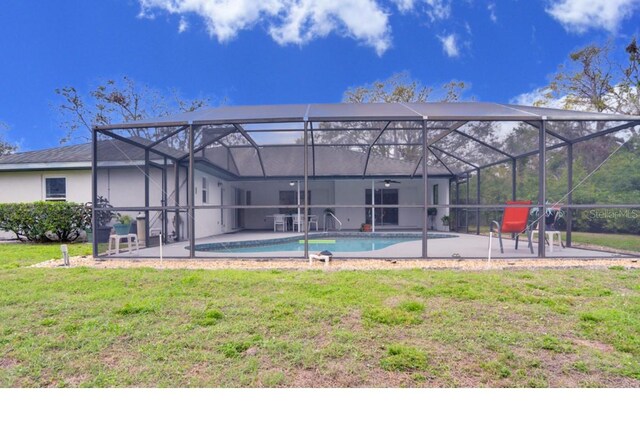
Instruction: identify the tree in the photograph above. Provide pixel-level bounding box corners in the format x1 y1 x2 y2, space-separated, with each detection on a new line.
0 121 17 156
541 38 640 118
313 73 468 165
56 76 210 145
342 72 466 103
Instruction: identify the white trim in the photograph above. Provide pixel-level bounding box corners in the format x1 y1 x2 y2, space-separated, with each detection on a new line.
44 176 67 201
0 160 150 171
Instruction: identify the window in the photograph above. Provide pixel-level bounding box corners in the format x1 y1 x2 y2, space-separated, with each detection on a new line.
279 190 310 213
433 184 439 205
202 177 208 204
45 177 66 200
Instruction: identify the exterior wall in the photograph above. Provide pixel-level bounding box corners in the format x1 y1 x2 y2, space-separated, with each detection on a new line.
193 171 233 239
0 169 91 239
237 180 335 230
235 178 450 231
0 169 91 204
0 166 451 240
333 178 450 231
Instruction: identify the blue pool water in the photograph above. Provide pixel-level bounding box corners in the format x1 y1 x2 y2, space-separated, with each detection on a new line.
195 233 455 253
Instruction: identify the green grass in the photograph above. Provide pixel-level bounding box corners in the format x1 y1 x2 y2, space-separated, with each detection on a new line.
570 232 640 253
380 345 428 371
0 243 639 387
475 228 639 253
0 242 92 269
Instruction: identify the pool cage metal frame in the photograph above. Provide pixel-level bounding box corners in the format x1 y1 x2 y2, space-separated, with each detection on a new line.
91 102 640 259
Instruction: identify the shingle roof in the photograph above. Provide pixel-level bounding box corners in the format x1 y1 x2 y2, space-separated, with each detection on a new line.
0 137 185 165
0 138 450 177
0 143 92 164
200 144 447 177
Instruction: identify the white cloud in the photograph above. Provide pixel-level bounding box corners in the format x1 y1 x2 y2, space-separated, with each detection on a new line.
424 0 451 21
487 2 497 23
392 0 450 20
437 33 459 57
511 87 552 107
178 16 188 33
510 86 573 110
138 0 392 55
546 0 640 33
393 0 415 13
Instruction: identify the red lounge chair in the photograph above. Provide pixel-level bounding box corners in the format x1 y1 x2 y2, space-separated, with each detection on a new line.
491 200 534 254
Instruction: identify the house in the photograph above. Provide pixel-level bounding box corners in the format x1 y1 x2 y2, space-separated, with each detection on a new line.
0 137 453 241
4 102 637 259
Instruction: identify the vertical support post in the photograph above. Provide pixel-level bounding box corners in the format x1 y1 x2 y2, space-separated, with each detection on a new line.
566 143 573 247
511 159 517 201
174 161 180 241
162 157 168 244
371 179 376 232
455 177 460 232
476 168 481 235
465 172 470 233
188 124 196 258
91 128 98 257
303 120 309 258
538 120 547 258
144 149 150 248
297 181 301 232
422 120 429 259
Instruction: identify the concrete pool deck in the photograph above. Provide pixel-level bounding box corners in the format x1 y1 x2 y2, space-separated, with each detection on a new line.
103 230 626 259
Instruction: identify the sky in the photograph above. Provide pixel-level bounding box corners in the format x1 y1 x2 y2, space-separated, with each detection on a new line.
1 0 639 151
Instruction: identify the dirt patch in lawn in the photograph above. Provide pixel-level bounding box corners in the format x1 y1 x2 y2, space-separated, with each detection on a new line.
572 338 615 353
0 357 19 369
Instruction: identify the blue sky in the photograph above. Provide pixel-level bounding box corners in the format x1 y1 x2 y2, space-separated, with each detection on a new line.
1 0 639 151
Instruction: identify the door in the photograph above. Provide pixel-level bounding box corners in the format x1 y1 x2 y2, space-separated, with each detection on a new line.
365 189 399 226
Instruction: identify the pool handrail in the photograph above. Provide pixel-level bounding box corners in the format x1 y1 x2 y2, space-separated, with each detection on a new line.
323 212 342 231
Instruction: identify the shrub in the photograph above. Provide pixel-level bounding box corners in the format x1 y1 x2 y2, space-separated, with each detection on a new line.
0 202 90 242
91 196 115 228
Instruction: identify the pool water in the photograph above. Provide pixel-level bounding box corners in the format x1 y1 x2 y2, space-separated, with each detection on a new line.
195 233 455 253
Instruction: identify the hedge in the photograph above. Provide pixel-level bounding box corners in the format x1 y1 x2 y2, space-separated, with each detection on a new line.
0 202 91 242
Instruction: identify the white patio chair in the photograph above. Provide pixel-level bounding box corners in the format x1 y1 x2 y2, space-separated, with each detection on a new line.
308 215 319 231
291 214 303 232
273 214 287 232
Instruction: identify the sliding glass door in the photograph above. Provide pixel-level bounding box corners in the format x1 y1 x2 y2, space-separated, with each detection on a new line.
365 189 399 226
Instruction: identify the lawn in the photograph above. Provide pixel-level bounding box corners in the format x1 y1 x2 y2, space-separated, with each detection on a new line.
570 232 640 253
0 242 92 269
0 246 639 387
470 228 639 253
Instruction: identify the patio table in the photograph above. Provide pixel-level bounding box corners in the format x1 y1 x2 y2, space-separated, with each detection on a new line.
265 214 318 231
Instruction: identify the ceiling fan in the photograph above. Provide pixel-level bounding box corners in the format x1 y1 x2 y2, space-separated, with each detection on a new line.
378 179 401 187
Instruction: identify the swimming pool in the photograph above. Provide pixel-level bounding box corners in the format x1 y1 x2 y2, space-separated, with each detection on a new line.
194 233 456 254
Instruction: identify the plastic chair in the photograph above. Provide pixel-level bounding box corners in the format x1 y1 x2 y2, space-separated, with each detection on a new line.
308 215 319 231
273 214 287 232
291 214 303 232
490 200 534 254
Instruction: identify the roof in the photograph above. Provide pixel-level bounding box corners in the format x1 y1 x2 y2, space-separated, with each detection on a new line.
0 137 183 167
0 139 449 178
200 144 448 178
105 102 640 128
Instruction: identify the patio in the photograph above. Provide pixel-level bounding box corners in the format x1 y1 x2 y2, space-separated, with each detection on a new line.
105 230 625 259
